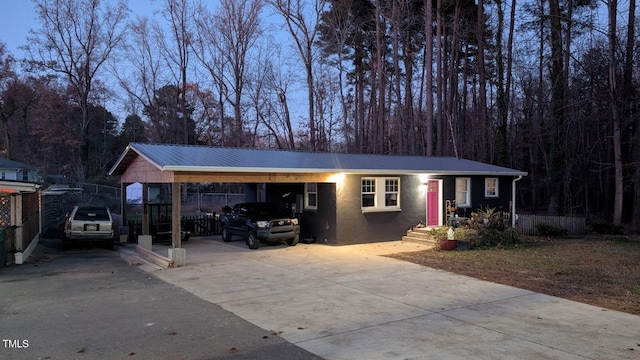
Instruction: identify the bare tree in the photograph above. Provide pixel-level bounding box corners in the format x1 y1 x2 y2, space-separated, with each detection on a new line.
25 0 128 182
116 16 164 142
423 0 434 156
214 0 264 147
269 0 326 151
316 0 358 152
608 0 622 224
159 0 194 144
192 1 228 146
475 0 487 161
622 0 638 229
0 43 17 158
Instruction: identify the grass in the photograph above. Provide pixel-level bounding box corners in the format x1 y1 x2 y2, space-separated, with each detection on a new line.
387 235 640 315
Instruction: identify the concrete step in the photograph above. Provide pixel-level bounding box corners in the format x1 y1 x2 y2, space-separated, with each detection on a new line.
402 235 436 246
405 229 434 240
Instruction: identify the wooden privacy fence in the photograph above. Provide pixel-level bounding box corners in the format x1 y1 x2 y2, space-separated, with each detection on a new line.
518 214 586 235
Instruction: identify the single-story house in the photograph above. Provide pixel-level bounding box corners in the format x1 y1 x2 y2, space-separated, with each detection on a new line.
0 157 42 182
109 143 527 263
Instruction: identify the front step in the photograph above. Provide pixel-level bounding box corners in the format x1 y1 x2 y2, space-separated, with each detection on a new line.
401 227 437 246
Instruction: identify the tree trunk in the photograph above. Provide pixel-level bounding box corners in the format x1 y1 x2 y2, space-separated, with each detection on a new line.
495 0 508 166
547 0 565 215
424 0 434 156
435 0 444 155
608 0 623 225
476 0 487 162
623 0 638 228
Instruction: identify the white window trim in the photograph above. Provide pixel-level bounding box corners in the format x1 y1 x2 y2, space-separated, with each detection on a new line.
304 183 318 210
456 177 471 207
361 177 401 212
485 178 499 198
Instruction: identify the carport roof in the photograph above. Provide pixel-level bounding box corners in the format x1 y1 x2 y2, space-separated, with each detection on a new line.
109 143 527 177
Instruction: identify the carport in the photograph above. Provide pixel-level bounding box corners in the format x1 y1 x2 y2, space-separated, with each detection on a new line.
108 143 338 266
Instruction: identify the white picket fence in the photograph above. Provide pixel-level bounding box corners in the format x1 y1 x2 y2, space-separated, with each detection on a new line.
518 214 586 235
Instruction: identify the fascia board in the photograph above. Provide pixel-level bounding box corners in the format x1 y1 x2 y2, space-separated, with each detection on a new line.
162 166 527 177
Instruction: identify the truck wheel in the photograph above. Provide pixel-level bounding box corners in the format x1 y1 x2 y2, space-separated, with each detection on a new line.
288 233 299 246
222 226 232 242
246 231 259 250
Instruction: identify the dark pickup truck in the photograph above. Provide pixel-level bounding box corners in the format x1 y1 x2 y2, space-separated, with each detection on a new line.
219 202 300 249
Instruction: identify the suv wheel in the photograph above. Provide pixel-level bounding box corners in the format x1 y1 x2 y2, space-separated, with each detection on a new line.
288 233 299 246
103 238 114 250
246 231 259 250
222 226 232 242
61 235 72 250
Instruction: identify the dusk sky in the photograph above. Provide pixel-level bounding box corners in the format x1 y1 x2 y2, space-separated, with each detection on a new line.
0 0 161 59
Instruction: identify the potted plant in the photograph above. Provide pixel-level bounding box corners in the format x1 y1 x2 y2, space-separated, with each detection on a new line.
437 227 457 251
454 228 477 251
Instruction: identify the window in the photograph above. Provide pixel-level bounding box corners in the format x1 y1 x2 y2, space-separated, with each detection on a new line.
361 177 401 211
455 178 471 207
305 183 318 210
385 178 399 207
485 178 499 197
361 178 376 208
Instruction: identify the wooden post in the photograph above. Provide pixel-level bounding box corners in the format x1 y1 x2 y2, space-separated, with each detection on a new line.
172 182 181 249
120 182 127 229
142 183 149 235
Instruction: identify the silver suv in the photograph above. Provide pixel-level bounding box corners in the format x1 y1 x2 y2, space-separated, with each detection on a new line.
63 206 115 249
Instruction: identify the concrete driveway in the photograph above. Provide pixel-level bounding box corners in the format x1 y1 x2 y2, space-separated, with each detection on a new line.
124 237 640 359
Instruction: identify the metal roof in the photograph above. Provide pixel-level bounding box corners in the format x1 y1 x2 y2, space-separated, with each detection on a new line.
109 143 528 177
0 157 37 170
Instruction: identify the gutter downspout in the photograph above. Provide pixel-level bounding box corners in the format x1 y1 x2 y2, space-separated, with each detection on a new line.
512 175 523 227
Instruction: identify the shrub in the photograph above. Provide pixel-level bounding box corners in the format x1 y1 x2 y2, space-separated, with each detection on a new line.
452 226 518 249
535 223 567 237
453 228 479 240
473 227 519 248
590 221 624 235
427 226 449 240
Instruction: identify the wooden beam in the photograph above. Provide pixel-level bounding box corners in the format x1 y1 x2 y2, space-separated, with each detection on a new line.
116 155 342 184
173 172 339 183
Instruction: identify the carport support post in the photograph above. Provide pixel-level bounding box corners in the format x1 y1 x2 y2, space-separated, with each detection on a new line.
142 183 149 235
170 182 186 267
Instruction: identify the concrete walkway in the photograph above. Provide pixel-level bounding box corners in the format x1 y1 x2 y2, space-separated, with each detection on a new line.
122 237 640 360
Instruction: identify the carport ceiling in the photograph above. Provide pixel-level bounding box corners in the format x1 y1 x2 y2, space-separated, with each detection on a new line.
108 143 527 184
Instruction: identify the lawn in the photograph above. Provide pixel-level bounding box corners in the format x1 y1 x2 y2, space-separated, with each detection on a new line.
386 235 640 315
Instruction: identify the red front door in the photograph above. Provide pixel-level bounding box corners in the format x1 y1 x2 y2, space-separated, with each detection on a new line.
426 180 439 226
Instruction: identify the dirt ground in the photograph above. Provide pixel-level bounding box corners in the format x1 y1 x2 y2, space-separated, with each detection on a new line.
387 235 640 315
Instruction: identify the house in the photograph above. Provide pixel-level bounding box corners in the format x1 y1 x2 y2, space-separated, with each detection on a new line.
109 143 527 260
0 157 41 182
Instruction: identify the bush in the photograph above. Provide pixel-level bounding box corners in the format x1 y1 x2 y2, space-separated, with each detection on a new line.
453 228 479 240
452 226 518 249
590 221 624 235
535 223 567 237
427 226 449 240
